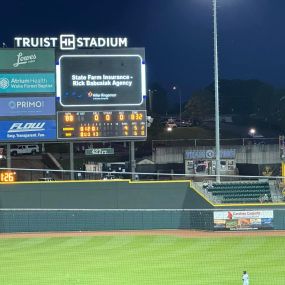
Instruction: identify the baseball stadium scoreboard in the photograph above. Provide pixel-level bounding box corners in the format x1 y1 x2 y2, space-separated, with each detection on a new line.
58 110 146 139
0 36 147 143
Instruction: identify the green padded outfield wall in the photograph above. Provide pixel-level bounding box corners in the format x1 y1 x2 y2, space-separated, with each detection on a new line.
0 180 213 232
1 181 285 232
0 209 213 233
0 181 212 209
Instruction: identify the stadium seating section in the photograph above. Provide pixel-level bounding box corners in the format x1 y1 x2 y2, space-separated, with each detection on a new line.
206 181 271 203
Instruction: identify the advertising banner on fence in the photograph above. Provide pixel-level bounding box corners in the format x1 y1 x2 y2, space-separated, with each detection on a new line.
0 73 55 93
0 120 56 141
0 97 55 116
185 149 236 160
214 210 274 231
0 49 55 71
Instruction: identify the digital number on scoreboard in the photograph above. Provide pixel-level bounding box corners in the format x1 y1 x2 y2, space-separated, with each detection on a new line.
0 172 16 182
57 110 146 140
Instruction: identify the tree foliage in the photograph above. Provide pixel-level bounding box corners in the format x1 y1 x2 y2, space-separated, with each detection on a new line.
183 79 285 131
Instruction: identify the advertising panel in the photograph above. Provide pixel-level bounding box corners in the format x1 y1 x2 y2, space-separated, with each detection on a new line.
0 49 55 71
185 149 236 160
57 54 145 107
0 120 56 141
0 73 55 93
214 210 274 231
0 97 55 116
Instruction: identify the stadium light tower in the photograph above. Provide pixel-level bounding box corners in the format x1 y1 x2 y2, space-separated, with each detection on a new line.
173 86 182 125
213 0 221 182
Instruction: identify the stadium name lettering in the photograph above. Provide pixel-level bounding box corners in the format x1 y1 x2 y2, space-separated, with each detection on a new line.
14 35 128 50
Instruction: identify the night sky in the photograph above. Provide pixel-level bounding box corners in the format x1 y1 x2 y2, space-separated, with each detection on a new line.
1 0 285 101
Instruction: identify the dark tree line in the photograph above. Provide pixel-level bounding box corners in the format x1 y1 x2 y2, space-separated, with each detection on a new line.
183 79 285 131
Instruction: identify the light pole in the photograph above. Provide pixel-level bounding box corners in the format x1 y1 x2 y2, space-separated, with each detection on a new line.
148 89 153 113
173 86 182 125
213 0 221 182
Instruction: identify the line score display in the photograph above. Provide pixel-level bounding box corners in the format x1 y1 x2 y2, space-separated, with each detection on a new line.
57 110 147 140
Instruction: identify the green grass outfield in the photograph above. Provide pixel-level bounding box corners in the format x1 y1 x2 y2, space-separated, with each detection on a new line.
0 235 285 284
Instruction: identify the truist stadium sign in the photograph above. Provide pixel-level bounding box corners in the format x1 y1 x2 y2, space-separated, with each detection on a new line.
14 35 128 50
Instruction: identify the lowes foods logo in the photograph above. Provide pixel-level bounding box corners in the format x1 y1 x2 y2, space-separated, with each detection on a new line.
8 122 45 133
0 78 9 89
13 52 37 68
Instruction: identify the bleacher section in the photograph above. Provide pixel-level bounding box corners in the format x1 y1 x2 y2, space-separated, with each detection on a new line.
206 181 271 203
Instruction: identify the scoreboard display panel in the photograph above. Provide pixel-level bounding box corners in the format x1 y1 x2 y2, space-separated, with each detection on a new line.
57 54 145 107
57 110 146 140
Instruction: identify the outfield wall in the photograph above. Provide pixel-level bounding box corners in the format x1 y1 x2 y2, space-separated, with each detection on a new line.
0 181 211 209
0 209 213 233
1 181 285 233
0 209 285 233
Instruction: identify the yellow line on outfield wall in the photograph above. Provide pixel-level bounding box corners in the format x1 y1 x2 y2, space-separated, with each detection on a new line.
189 184 215 207
214 202 285 207
0 179 191 185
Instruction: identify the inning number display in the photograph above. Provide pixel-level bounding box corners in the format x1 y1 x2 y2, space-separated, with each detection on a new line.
57 110 147 140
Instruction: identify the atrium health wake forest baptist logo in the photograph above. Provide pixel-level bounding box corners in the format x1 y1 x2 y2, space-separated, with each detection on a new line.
0 78 9 89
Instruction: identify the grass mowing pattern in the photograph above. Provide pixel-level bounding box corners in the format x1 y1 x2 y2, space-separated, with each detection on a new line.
0 235 285 284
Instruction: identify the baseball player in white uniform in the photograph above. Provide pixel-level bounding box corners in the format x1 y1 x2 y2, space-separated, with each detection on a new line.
242 271 249 285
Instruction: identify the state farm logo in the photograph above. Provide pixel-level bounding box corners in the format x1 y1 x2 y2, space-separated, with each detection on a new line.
0 78 9 89
8 122 45 133
13 52 37 67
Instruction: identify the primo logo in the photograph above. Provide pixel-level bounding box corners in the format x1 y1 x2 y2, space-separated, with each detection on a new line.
8 122 45 133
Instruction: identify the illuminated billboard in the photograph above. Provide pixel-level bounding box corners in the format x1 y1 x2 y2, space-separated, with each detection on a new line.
57 54 146 107
0 97 55 116
0 49 55 71
0 73 55 93
0 119 56 141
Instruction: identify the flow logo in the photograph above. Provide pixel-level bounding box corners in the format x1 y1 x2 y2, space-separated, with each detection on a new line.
8 122 45 133
0 78 9 89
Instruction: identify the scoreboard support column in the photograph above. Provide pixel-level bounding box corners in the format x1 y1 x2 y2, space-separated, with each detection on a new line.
70 142 75 180
6 143 11 169
130 141 136 180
